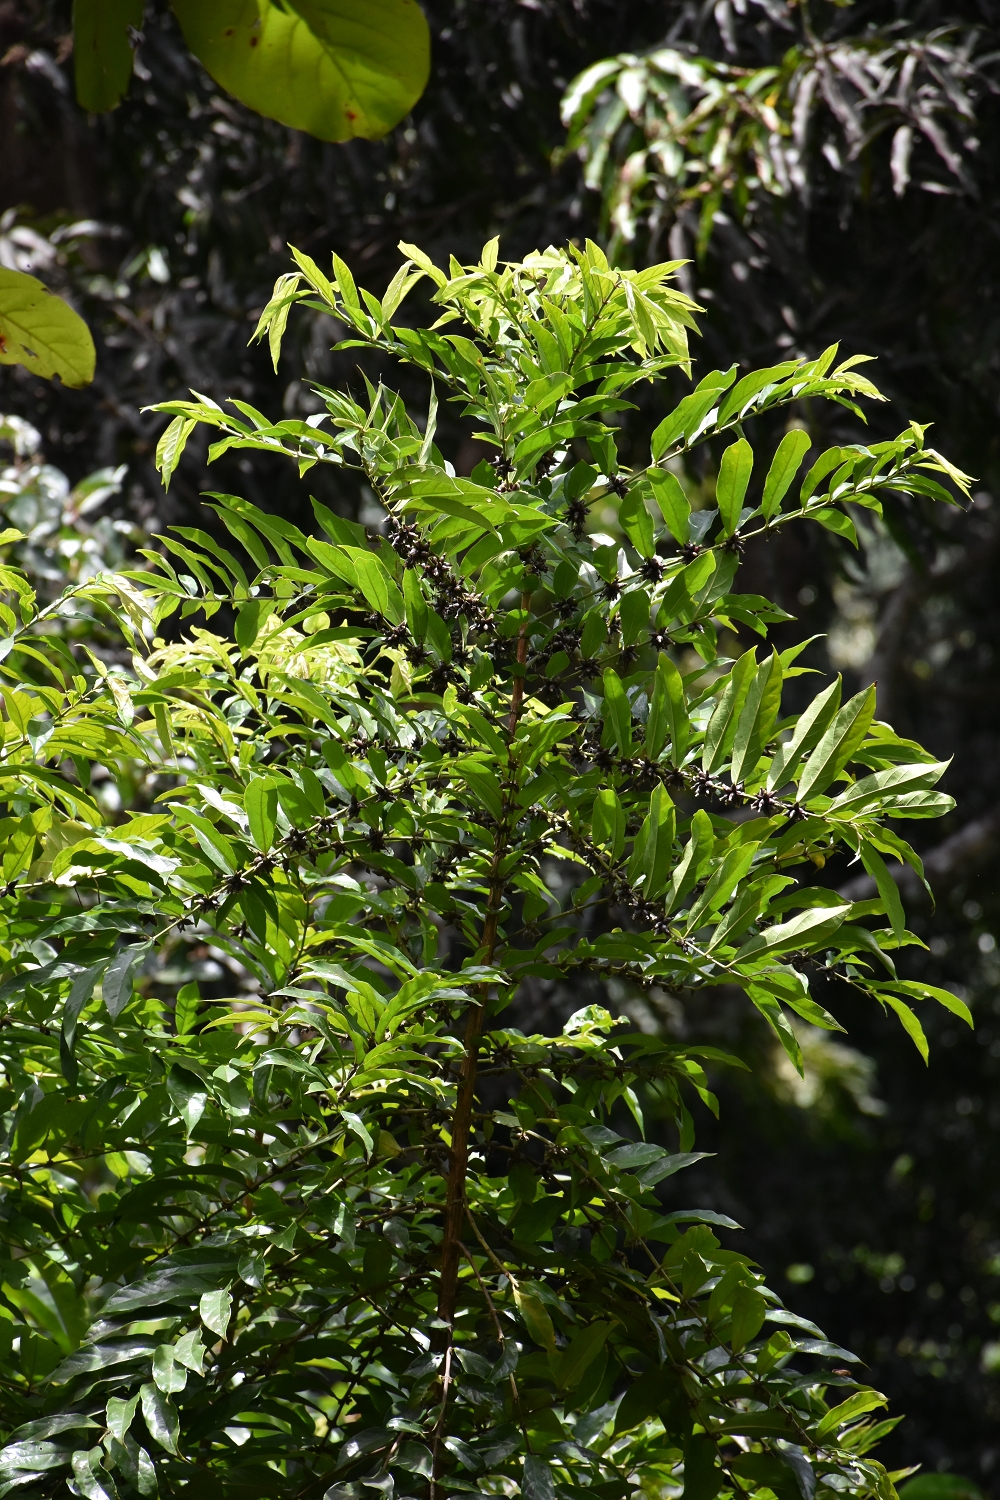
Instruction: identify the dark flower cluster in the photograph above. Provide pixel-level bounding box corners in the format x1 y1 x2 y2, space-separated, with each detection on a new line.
385 515 490 632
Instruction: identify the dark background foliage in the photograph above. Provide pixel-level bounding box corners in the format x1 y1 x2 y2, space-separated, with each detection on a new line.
3 0 1000 1487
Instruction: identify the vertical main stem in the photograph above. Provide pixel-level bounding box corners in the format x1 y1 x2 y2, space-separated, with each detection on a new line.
436 589 532 1332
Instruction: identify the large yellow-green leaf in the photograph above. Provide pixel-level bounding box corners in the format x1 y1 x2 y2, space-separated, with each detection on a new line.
171 0 431 142
0 270 96 388
72 0 144 112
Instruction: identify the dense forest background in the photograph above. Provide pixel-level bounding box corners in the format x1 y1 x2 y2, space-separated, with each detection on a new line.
2 0 1000 1488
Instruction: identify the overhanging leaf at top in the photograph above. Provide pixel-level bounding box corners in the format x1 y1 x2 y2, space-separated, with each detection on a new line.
72 0 144 113
171 0 431 142
0 269 96 388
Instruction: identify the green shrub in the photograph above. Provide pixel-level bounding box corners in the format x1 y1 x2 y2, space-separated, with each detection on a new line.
0 239 970 1499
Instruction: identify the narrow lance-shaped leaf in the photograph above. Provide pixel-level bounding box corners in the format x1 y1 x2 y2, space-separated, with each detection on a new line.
666 808 715 914
626 784 676 898
102 945 147 1021
761 430 812 519
619 490 654 556
796 686 877 801
747 985 805 1075
685 842 758 932
730 651 783 786
883 996 929 1064
703 650 756 773
860 840 905 939
716 438 753 536
602 668 633 757
591 788 626 862
648 469 692 544
767 678 842 791
645 651 689 765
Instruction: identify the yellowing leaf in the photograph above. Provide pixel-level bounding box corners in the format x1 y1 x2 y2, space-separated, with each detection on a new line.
171 0 431 143
0 270 96 388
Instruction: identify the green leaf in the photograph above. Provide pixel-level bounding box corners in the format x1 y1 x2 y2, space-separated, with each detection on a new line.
683 1433 723 1500
171 0 431 143
761 430 812 519
666 808 715 913
747 985 805 1074
0 269 96 388
139 1383 179 1455
800 446 845 504
646 651 688 767
73 0 144 112
102 945 146 1021
619 490 654 556
811 506 858 545
513 1285 556 1352
767 678 841 791
884 996 929 1062
651 367 736 458
730 651 782 785
552 1321 609 1389
649 468 691 543
860 840 905 939
730 1284 768 1350
154 415 197 492
602 668 633 757
70 1447 118 1500
106 1396 139 1446
828 760 948 817
341 548 405 623
816 1389 888 1440
873 981 973 1029
523 1455 556 1500
245 777 279 853
403 568 428 644
618 587 649 648
703 650 756 773
454 757 504 821
60 964 103 1087
152 1345 187 1394
716 438 753 536
174 982 200 1037
796 686 876 801
685 843 758 932
737 904 851 962
592 789 625 862
614 1368 680 1433
627 783 676 899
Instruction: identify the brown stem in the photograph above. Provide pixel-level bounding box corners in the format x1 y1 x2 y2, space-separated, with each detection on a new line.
433 591 532 1480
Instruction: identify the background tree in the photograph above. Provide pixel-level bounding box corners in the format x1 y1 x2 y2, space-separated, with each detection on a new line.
1 0 1000 1486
